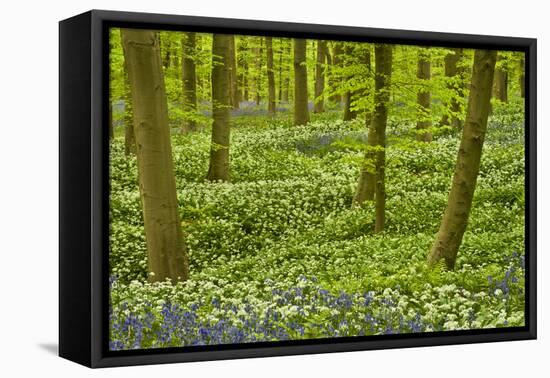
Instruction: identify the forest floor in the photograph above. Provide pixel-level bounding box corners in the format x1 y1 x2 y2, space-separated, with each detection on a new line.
109 108 525 350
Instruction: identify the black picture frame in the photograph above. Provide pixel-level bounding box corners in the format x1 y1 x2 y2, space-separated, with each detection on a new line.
59 9 537 368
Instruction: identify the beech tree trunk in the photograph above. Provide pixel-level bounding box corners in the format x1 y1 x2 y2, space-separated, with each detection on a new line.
293 38 309 126
206 34 231 182
440 48 465 129
427 49 497 270
181 32 198 133
282 41 291 103
352 48 375 207
416 48 432 142
342 45 359 121
519 56 525 98
121 29 189 283
330 42 343 104
493 54 508 103
314 40 327 113
229 36 239 109
278 40 283 103
255 39 263 106
373 45 393 233
266 37 276 115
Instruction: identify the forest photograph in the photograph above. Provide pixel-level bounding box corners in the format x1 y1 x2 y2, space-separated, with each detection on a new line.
108 27 526 351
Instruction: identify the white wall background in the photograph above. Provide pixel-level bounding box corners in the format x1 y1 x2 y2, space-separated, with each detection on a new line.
0 0 546 376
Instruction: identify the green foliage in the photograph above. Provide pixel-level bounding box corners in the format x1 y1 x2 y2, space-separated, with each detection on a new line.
109 107 525 346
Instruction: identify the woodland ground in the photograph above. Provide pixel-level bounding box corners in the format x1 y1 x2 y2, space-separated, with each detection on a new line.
109 104 525 350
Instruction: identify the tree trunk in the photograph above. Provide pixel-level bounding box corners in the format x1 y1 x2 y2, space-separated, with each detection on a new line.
229 36 239 109
493 54 508 103
519 56 525 98
342 45 359 121
330 42 343 103
282 41 291 103
278 39 283 104
206 34 231 182
266 36 276 115
416 48 432 142
372 45 393 233
352 48 376 207
255 39 264 106
121 29 189 283
427 49 497 270
181 32 198 133
440 48 465 129
313 40 327 113
293 38 309 126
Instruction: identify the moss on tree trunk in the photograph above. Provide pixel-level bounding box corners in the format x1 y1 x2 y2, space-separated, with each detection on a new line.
427 49 497 270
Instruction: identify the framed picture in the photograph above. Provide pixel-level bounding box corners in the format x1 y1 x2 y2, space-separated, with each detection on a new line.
59 9 536 368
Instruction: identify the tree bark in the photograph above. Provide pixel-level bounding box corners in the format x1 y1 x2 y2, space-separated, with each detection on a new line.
121 29 189 283
519 56 525 98
314 40 327 113
352 48 376 207
181 32 198 133
416 48 432 142
255 38 263 106
427 49 497 270
228 36 239 109
440 48 465 129
329 42 343 104
372 45 392 233
293 38 310 126
266 36 277 115
342 45 358 121
493 54 508 103
206 34 231 182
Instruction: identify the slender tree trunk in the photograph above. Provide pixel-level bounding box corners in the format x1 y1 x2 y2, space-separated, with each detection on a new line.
278 39 283 104
243 57 249 102
229 36 239 109
440 48 465 129
363 48 373 127
427 49 497 270
493 54 508 103
266 36 277 115
519 56 525 98
255 38 264 106
206 34 231 182
161 36 171 70
282 41 291 103
352 48 376 207
181 32 198 133
343 45 359 121
373 45 392 233
314 40 327 113
416 48 432 142
121 29 189 283
330 42 343 104
293 38 309 126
